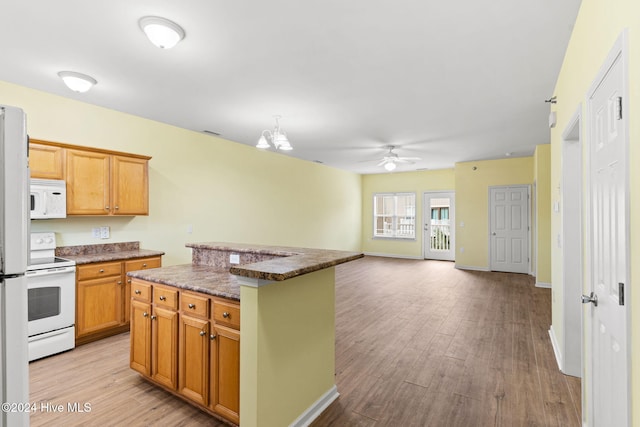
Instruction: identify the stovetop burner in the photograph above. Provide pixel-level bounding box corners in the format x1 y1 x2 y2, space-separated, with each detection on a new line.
28 256 75 270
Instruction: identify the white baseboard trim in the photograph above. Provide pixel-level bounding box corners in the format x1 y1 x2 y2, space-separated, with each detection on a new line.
536 281 552 289
455 264 490 272
363 252 423 260
548 326 563 371
289 385 339 427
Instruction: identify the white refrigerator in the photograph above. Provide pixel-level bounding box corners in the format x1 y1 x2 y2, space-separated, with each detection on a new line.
0 105 30 427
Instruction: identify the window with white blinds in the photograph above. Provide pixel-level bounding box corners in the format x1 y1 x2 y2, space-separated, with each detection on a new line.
373 193 416 239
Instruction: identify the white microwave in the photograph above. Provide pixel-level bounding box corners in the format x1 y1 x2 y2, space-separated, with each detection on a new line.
30 179 67 219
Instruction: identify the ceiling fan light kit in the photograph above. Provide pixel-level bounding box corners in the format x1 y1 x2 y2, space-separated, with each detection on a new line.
376 145 421 172
256 115 293 151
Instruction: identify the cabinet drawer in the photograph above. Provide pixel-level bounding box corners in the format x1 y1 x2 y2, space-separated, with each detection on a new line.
153 285 178 310
126 257 162 272
181 292 210 319
77 262 123 281
212 300 240 330
131 279 152 302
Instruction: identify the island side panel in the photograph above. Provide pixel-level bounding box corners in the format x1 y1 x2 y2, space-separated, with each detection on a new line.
240 267 337 427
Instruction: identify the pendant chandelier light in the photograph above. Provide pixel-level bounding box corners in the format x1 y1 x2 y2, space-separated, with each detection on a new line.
256 115 292 151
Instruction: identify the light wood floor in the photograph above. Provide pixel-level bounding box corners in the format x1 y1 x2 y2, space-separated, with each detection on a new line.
29 256 581 426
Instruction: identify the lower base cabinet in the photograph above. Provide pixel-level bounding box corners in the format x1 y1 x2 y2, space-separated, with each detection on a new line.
211 325 240 424
77 256 161 345
179 314 209 406
130 279 240 425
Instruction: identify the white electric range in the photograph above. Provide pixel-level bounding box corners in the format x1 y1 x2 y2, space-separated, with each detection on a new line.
26 232 76 361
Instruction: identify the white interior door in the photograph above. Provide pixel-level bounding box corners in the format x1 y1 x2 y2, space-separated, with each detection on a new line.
560 108 583 378
585 34 629 427
489 186 529 274
423 192 455 261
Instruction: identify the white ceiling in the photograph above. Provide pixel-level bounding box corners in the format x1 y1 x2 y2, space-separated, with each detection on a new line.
0 0 581 174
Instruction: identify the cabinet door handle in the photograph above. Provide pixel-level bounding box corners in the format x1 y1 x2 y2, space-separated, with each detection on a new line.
142 312 149 317
115 205 119 210
128 279 132 284
151 315 157 320
210 334 217 340
188 303 195 309
199 331 206 337
159 296 166 301
142 263 147 267
135 289 141 295
117 281 122 285
99 269 104 273
105 206 110 211
223 312 230 318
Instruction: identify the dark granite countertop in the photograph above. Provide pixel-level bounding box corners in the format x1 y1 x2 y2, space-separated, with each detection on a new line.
56 242 165 265
126 243 362 301
127 265 240 301
187 242 364 281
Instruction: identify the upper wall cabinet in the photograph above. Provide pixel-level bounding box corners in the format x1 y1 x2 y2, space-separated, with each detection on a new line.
29 140 151 216
29 140 65 179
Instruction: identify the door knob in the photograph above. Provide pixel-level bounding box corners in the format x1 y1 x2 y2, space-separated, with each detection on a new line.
492 232 496 236
581 292 598 307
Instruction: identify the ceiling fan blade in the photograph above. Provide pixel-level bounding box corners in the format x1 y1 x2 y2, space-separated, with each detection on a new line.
376 159 388 166
394 159 415 164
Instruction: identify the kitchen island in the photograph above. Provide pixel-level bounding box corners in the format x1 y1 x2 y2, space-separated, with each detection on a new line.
127 242 363 427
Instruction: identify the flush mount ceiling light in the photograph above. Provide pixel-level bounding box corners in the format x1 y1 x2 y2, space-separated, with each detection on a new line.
256 115 293 151
384 162 397 171
57 71 97 93
139 16 185 49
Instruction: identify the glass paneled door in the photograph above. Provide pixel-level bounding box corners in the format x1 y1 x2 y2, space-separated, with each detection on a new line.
423 192 455 260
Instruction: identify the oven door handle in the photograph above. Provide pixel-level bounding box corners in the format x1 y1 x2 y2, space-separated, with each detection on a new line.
27 267 76 276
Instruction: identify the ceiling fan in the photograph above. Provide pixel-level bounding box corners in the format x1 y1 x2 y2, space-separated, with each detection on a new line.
374 145 421 171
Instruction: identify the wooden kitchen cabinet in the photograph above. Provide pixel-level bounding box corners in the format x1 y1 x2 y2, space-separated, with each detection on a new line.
29 140 65 179
124 256 162 324
76 262 124 342
210 323 240 424
111 155 149 215
66 149 110 215
27 139 151 216
77 256 162 346
151 285 179 390
179 314 210 405
179 291 211 406
130 297 151 376
129 280 240 424
66 148 149 216
151 305 179 390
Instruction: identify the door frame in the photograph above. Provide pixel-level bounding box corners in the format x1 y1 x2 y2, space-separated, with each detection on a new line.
584 30 630 427
422 191 455 261
560 105 583 378
488 185 531 274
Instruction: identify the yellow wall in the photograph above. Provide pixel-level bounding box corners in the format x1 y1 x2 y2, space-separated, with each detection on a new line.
361 169 455 258
0 81 362 265
240 268 336 427
534 145 551 285
550 0 640 424
454 157 534 270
